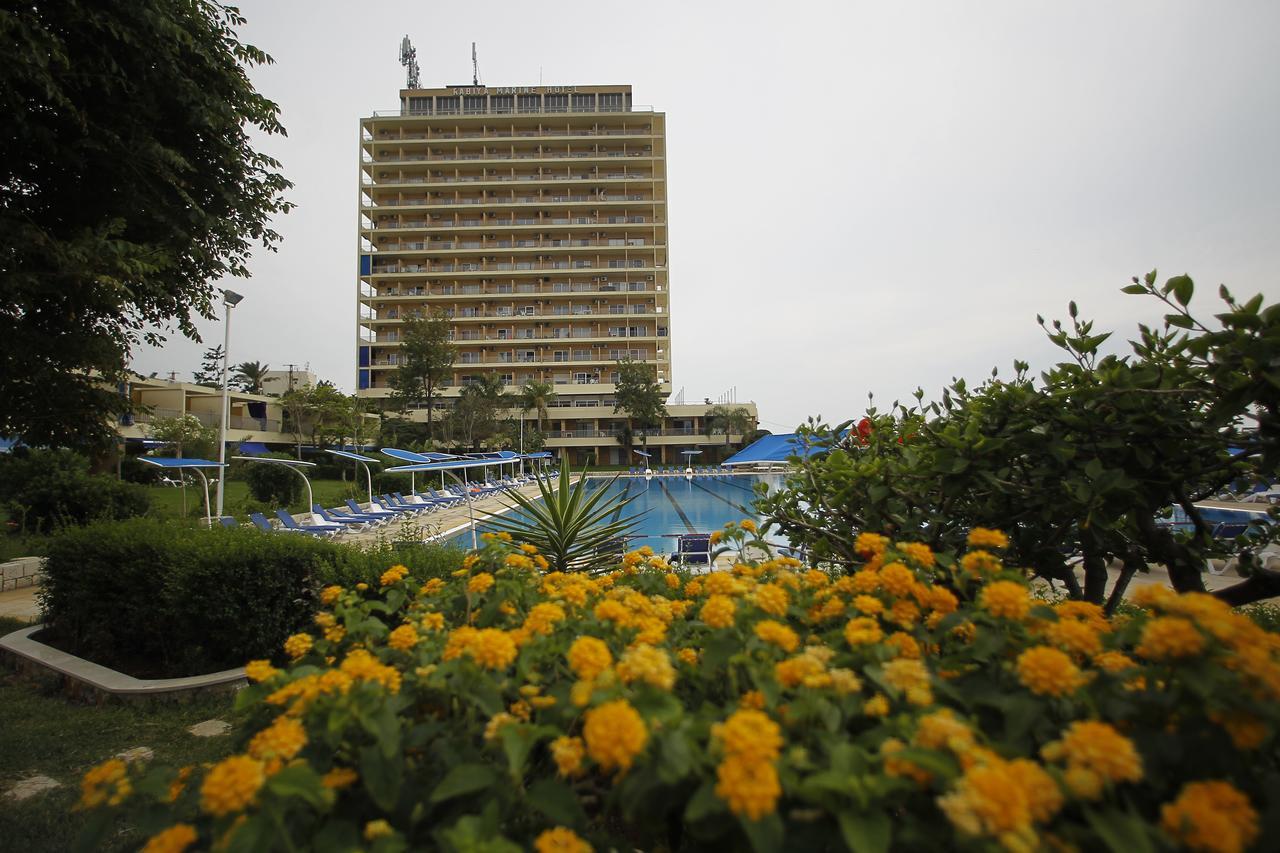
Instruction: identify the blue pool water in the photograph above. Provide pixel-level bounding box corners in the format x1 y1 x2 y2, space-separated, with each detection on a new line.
447 473 789 554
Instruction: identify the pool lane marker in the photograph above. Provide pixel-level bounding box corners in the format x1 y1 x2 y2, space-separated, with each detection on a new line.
657 478 698 533
609 478 633 523
689 478 754 516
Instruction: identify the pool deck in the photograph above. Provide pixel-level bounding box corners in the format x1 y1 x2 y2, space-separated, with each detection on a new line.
332 475 576 548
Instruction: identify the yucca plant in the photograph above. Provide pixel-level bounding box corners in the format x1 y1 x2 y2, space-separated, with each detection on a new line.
483 465 642 573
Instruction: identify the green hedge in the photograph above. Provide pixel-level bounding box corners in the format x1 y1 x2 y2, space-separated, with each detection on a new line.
0 449 149 533
38 518 465 676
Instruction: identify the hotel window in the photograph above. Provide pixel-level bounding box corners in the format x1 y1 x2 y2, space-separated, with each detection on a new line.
407 97 432 115
491 95 513 114
518 94 541 113
599 93 623 112
545 94 568 113
571 93 595 112
463 95 486 114
436 96 460 115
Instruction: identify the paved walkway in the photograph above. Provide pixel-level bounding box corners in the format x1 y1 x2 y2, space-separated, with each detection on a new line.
0 587 40 622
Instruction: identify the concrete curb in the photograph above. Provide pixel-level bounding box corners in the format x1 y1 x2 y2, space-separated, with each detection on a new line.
0 625 246 703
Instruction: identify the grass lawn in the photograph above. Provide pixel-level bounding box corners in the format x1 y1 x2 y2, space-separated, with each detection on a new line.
145 477 371 522
0 618 242 851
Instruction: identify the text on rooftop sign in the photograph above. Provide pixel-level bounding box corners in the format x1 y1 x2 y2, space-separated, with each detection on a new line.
451 86 579 95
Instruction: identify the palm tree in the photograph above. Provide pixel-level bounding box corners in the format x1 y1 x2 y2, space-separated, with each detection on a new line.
518 380 555 431
233 360 271 394
706 405 755 459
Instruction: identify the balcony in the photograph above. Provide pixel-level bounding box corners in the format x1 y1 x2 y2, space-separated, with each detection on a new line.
368 259 663 276
366 214 654 231
362 194 653 209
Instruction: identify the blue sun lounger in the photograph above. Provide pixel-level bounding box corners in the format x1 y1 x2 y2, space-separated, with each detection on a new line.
346 498 399 520
275 509 343 536
313 505 375 530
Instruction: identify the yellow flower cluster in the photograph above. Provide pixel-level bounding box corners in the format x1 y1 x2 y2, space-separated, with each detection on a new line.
199 755 264 817
567 636 613 680
534 827 593 853
248 715 308 771
615 644 675 690
700 594 737 628
714 709 783 819
78 758 131 810
283 633 312 660
140 823 198 853
468 572 495 594
1016 646 1084 697
753 619 799 652
583 699 648 773
938 757 1062 848
1160 780 1258 853
979 580 1030 621
379 564 408 587
1041 721 1141 799
387 623 419 651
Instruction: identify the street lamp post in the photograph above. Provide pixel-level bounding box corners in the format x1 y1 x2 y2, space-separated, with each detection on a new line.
215 289 244 520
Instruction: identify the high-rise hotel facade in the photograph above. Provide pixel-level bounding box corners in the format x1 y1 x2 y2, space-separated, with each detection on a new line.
356 83 755 465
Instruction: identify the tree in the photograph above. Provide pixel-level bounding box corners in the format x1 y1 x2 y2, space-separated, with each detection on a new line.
452 374 507 449
147 414 217 460
518 380 556 431
705 405 755 457
279 382 358 456
0 2 292 453
232 360 271 394
147 413 218 515
613 358 667 454
388 313 456 437
192 345 226 388
761 273 1280 608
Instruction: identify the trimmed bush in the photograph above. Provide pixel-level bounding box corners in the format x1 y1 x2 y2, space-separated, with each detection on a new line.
0 448 149 533
242 452 302 506
38 518 464 676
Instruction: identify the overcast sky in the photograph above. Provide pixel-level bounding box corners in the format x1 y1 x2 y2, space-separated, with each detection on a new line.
130 0 1280 433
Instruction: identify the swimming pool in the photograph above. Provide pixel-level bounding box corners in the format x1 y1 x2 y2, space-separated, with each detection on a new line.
447 473 789 554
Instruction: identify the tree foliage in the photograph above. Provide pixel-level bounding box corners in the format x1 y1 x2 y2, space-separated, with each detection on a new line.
613 358 667 450
761 274 1280 607
232 360 271 394
389 313 457 436
0 1 292 452
192 345 226 388
147 413 217 460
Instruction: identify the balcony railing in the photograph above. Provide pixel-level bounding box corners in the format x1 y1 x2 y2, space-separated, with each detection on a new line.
368 215 654 230
370 152 653 166
369 260 663 275
364 194 651 208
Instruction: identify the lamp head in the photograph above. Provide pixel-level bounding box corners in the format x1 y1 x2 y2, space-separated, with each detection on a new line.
222 289 245 307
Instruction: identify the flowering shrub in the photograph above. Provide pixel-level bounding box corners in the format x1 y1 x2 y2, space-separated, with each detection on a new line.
77 526 1280 852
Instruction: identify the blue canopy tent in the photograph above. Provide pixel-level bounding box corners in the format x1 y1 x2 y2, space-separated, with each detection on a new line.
138 458 225 527
326 449 381 503
723 433 826 469
232 456 317 518
386 457 517 549
522 451 553 477
237 441 271 456
381 448 463 493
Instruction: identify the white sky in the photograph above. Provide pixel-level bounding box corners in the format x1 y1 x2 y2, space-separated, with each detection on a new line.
130 0 1280 433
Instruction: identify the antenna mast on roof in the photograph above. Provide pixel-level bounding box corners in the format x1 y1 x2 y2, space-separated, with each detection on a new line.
472 42 480 86
399 36 420 88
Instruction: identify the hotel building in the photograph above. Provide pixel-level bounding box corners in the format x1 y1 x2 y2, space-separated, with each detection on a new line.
356 83 755 464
